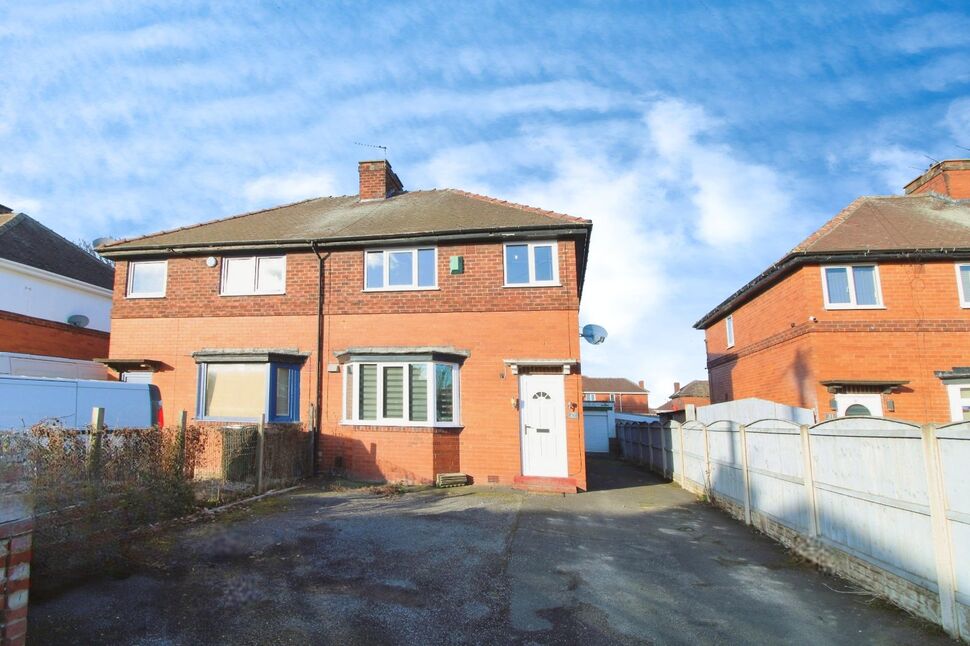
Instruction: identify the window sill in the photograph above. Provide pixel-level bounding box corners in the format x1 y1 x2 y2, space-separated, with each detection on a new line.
219 292 287 297
126 293 166 299
503 283 562 289
823 304 886 310
362 287 440 293
340 420 462 431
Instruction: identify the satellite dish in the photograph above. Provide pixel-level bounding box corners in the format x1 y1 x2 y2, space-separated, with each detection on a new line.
67 314 90 328
92 237 114 249
580 323 607 345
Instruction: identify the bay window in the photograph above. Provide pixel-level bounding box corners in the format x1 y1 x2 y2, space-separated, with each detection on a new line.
343 359 460 426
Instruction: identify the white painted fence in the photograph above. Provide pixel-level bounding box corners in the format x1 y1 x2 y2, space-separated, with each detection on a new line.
616 416 970 642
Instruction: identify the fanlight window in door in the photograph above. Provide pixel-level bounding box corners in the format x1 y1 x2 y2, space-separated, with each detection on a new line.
844 404 870 416
533 392 551 400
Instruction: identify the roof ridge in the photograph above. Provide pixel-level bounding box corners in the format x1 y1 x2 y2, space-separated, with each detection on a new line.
446 188 591 224
99 195 353 250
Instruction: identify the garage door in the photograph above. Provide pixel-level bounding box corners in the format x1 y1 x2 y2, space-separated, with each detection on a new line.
584 411 610 453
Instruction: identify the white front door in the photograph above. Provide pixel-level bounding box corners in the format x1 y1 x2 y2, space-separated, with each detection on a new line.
520 374 568 477
835 393 882 417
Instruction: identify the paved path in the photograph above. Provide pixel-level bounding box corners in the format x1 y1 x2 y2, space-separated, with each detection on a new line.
31 456 950 644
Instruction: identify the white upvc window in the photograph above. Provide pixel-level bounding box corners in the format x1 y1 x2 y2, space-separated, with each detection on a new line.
221 256 286 296
126 260 168 298
504 241 559 287
821 264 883 309
364 247 437 291
725 314 735 348
342 360 460 427
946 384 970 422
956 264 970 308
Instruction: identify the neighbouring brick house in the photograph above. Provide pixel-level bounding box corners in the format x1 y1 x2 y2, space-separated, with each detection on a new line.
0 206 113 374
581 376 649 414
655 380 710 421
97 160 592 491
695 160 970 423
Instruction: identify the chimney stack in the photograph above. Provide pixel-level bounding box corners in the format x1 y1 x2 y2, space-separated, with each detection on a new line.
904 160 970 199
673 381 681 394
638 380 645 389
358 160 404 201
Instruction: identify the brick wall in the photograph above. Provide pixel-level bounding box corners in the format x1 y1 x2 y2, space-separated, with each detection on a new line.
0 310 109 361
586 392 650 414
705 261 970 422
107 237 586 489
0 518 32 646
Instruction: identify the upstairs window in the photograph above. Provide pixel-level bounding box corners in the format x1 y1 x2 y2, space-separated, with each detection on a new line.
127 261 168 298
365 248 437 291
822 265 882 309
504 241 559 287
343 360 460 427
956 264 970 308
726 314 735 348
221 256 286 295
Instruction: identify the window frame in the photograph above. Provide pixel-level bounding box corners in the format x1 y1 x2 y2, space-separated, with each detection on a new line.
195 361 300 423
820 264 884 310
503 241 560 288
945 383 970 422
126 260 168 299
955 263 970 308
363 247 438 292
725 314 735 348
341 360 461 428
220 255 287 296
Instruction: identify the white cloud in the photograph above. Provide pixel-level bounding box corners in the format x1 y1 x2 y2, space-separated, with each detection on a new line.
947 98 970 147
242 170 339 207
868 146 925 194
890 13 970 54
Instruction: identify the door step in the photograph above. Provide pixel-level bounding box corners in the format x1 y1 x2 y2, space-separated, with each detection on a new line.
512 475 578 494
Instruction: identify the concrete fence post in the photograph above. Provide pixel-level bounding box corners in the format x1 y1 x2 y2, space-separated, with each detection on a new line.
739 424 752 526
677 421 686 487
87 406 105 482
701 422 712 497
256 414 266 495
660 423 668 478
921 424 959 639
799 424 819 538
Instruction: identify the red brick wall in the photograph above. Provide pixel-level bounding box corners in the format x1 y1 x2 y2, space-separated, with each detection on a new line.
705 261 970 422
586 392 650 414
0 518 33 646
107 238 587 489
0 310 109 361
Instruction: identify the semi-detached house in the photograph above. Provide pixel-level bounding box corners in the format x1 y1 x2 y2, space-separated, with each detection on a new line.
695 160 970 423
97 160 592 492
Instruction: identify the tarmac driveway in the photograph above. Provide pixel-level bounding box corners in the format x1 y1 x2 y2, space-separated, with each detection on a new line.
30 456 949 645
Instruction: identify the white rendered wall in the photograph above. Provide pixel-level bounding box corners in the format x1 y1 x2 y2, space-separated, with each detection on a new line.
0 258 112 332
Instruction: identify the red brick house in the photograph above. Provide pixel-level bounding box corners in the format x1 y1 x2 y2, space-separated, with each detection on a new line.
581 376 649 414
97 160 592 491
0 206 113 370
655 380 710 421
695 160 970 423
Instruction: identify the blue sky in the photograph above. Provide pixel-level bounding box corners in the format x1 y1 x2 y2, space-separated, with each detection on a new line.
2 1 969 401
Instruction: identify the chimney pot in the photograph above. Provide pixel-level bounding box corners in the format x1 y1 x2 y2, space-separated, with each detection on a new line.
358 160 404 201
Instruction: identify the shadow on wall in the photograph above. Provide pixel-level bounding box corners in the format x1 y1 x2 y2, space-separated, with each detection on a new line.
707 345 814 409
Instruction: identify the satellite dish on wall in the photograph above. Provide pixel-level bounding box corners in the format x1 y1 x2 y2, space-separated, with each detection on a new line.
67 314 90 328
580 323 607 345
92 237 114 248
